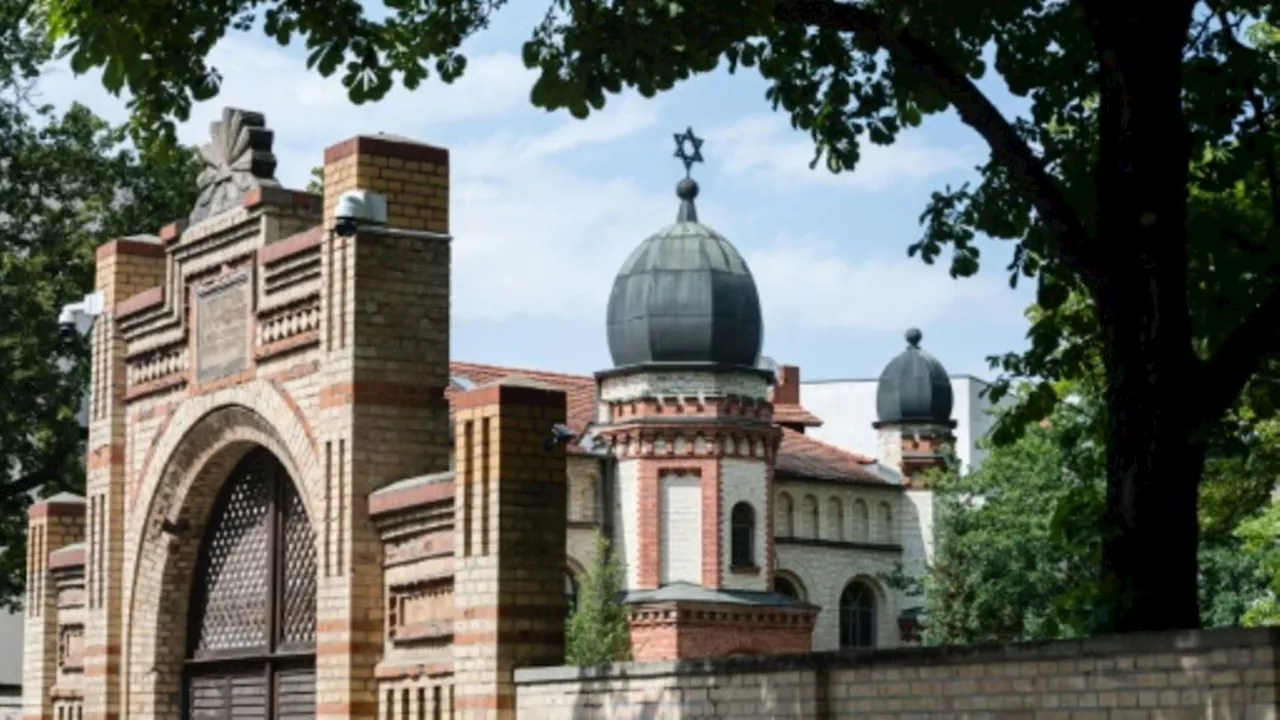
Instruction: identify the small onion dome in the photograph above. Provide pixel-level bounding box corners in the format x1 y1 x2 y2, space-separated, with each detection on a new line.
875 328 954 426
605 178 763 369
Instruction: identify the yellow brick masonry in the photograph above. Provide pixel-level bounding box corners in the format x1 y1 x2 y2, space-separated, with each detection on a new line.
453 383 570 720
513 627 1280 720
21 501 85 720
314 134 453 720
85 240 165 720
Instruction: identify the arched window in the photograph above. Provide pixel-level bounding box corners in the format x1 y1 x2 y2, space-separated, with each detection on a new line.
186 448 316 717
827 497 845 541
878 502 894 543
801 495 820 538
565 572 579 615
776 493 794 537
774 572 806 602
853 499 870 542
839 581 877 649
731 502 755 567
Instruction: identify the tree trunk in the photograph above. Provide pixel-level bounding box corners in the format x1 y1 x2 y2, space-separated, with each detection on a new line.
1091 6 1202 633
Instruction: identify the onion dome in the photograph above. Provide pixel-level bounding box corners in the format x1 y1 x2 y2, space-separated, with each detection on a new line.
875 328 954 426
605 129 763 369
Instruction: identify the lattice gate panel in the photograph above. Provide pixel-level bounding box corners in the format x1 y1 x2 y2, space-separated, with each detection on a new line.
193 456 273 653
280 480 317 646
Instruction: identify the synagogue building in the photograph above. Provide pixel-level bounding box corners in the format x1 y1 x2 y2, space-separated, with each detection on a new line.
22 110 961 720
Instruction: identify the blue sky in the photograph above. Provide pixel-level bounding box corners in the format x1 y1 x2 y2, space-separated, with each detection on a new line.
37 2 1036 382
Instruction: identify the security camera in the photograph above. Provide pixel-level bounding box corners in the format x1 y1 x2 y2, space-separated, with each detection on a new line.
57 291 105 341
332 189 388 237
334 216 359 237
544 423 576 451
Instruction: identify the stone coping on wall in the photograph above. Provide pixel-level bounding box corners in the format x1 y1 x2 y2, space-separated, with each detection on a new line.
514 626 1280 685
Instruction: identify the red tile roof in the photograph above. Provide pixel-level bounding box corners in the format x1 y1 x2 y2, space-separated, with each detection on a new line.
447 361 890 485
773 404 824 428
776 429 884 483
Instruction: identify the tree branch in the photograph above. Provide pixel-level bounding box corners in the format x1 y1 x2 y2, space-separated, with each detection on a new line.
0 448 68 505
1196 273 1280 431
1207 2 1280 228
774 0 1100 283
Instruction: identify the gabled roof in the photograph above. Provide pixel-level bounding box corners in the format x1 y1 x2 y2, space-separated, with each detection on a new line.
446 361 890 485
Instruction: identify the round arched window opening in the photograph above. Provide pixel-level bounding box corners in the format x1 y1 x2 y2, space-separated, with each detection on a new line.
774 574 804 601
566 571 580 615
839 581 877 649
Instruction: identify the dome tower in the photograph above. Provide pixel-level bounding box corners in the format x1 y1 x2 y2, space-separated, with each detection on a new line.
593 127 816 662
873 328 957 484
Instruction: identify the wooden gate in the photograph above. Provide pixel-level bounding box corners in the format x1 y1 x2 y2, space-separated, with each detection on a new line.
184 448 317 719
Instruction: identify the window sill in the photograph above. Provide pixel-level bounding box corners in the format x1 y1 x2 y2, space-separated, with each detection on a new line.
730 564 761 576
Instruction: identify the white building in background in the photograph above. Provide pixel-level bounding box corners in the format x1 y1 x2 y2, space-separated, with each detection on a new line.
1 610 20 717
803 371 1000 474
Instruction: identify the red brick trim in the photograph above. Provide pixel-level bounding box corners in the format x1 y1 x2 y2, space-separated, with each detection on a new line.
318 381 448 409
190 367 256 396
369 481 454 516
96 238 165 261
262 359 319 384
314 640 383 656
317 617 382 633
124 374 188 402
241 186 323 212
269 379 320 456
158 219 187 243
392 620 453 644
86 443 125 471
373 660 453 680
452 382 567 411
610 396 773 422
635 457 720 588
323 135 450 167
316 702 378 717
259 226 323 265
115 285 164 319
256 329 320 361
48 545 86 570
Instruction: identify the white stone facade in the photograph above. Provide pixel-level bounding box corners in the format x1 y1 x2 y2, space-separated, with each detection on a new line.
599 370 769 404
719 458 769 592
658 472 702 584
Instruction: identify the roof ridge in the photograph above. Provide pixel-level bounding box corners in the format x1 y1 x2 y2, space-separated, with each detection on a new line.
781 427 876 464
450 360 593 384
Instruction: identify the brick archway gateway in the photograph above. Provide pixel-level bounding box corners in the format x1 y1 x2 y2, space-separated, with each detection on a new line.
123 382 322 719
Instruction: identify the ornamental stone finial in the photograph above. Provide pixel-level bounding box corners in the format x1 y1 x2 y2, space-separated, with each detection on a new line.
189 108 280 224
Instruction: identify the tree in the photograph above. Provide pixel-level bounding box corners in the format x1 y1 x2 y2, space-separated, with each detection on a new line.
39 0 1280 631
565 532 630 666
0 0 201 611
920 381 1279 645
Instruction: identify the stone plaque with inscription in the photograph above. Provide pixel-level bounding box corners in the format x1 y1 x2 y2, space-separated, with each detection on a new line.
195 273 251 384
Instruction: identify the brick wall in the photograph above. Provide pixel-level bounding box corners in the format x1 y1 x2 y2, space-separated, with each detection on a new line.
514 627 1280 720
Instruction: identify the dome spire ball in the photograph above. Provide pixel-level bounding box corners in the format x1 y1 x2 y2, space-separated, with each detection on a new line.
673 127 704 223
906 327 922 347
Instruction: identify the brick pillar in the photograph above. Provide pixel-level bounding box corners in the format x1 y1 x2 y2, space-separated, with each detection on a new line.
22 496 86 720
315 134 452 720
452 381 568 720
83 238 165 720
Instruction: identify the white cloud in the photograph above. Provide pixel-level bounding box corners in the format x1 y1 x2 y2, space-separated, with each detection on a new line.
747 236 1018 332
708 114 980 192
29 32 1011 331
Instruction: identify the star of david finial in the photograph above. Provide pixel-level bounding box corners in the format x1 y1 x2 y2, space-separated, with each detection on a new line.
673 126 704 178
